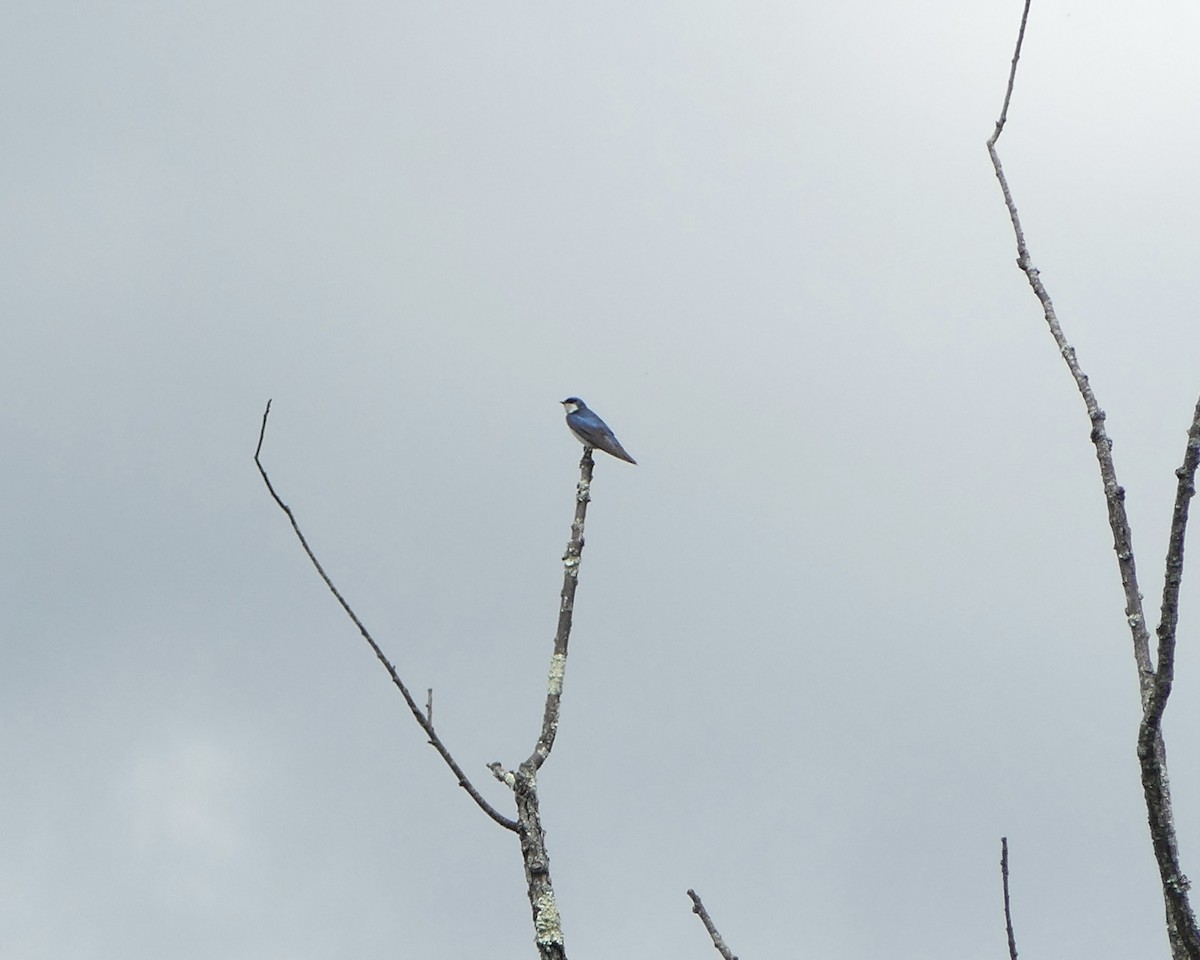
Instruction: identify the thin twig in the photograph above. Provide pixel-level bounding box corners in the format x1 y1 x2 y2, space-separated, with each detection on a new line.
989 0 1031 142
1001 837 1019 960
254 400 518 832
687 890 738 960
987 6 1200 956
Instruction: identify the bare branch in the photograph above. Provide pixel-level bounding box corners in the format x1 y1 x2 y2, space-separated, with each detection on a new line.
525 447 594 772
1138 398 1200 960
687 890 738 960
494 447 599 960
512 771 566 960
254 401 518 832
987 1 1155 696
1001 837 1019 960
987 7 1200 956
988 0 1031 144
1150 397 1200 724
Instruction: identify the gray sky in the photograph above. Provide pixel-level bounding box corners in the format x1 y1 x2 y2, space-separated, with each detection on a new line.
4 1 1200 957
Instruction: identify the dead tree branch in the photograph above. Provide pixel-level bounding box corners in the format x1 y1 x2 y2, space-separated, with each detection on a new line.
525 446 592 774
257 402 608 959
1001 837 1019 960
987 5 1200 957
488 445 596 960
687 890 739 960
254 400 518 831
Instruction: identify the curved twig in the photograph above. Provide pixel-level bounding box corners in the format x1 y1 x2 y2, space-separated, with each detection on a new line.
254 400 518 832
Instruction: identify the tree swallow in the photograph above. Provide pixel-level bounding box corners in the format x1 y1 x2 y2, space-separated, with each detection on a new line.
560 397 637 464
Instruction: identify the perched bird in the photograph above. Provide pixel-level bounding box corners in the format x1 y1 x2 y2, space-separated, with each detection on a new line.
560 397 637 464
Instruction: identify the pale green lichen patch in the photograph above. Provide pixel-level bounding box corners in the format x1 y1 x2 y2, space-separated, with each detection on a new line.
534 891 563 945
547 653 566 694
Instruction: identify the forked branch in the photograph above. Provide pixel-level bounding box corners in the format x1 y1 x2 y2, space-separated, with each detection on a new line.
987 4 1200 956
257 402 607 960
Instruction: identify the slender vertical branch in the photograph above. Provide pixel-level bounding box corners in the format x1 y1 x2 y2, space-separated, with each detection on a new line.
986 6 1200 956
1150 397 1200 725
254 400 518 832
1001 837 1019 960
527 447 594 771
687 890 739 960
1140 398 1200 959
502 447 596 960
480 451 592 960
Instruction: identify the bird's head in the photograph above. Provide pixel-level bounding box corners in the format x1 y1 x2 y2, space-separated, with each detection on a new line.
560 397 584 413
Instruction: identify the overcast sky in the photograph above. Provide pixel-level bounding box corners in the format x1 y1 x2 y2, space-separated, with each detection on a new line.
4 1 1200 957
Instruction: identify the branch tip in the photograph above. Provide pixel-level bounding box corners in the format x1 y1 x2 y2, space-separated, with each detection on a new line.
687 889 738 960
